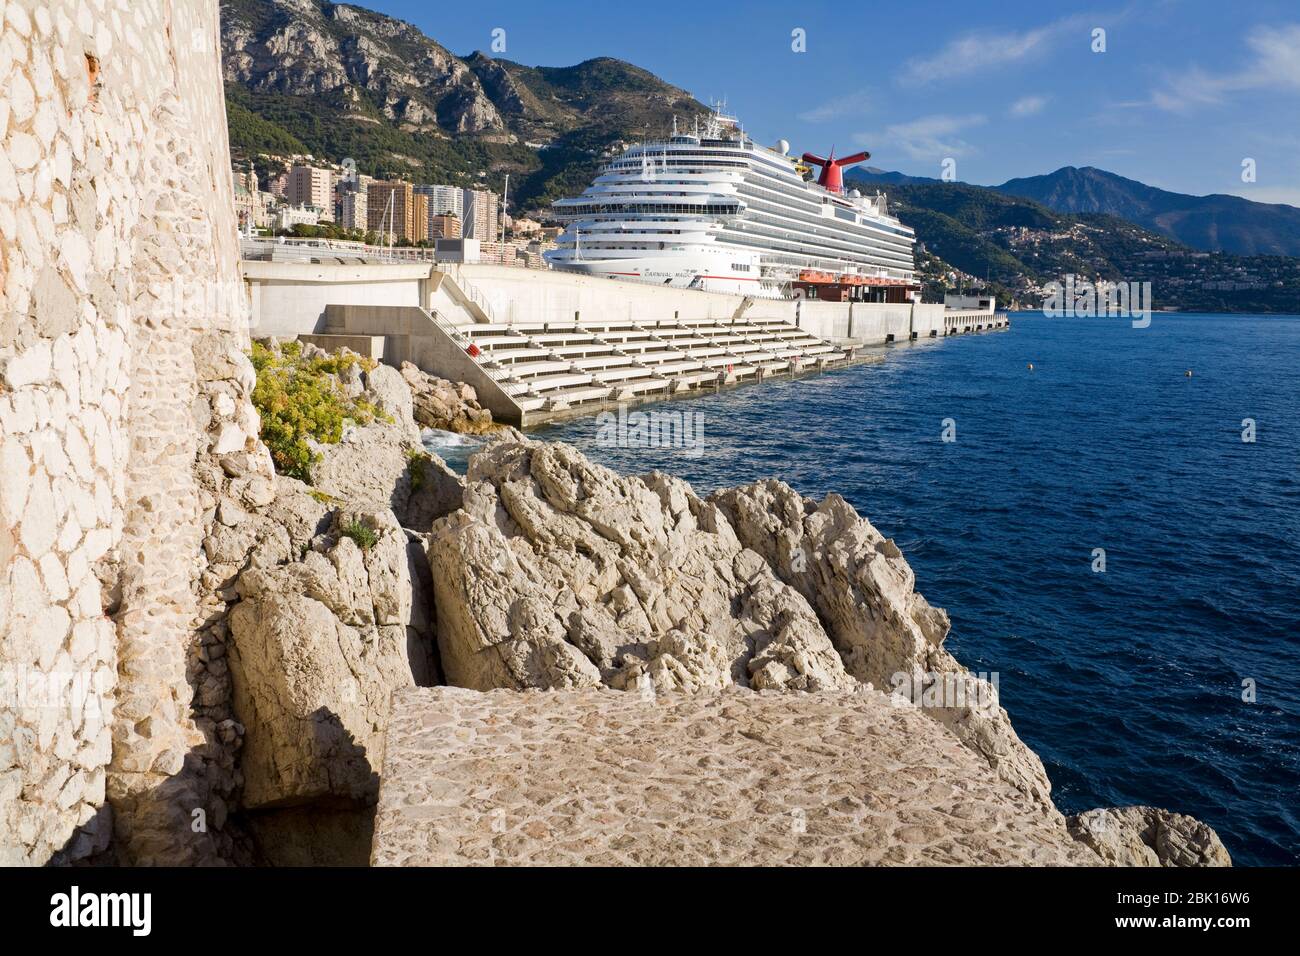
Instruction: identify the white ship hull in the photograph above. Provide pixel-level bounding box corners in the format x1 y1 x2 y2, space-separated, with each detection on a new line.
544 250 771 296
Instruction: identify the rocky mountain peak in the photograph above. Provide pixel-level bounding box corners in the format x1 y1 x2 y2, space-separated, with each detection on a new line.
221 0 505 134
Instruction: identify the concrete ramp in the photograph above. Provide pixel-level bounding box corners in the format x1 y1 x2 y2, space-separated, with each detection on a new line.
317 304 527 426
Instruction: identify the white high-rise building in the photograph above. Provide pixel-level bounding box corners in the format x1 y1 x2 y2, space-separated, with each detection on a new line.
461 187 499 241
414 183 463 223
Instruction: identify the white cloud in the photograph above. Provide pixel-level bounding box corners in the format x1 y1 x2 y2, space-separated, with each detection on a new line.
798 89 874 123
855 113 987 162
899 16 1088 86
1150 23 1300 112
1009 95 1049 117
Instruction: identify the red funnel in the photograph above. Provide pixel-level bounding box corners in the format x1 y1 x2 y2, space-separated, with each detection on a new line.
801 148 870 194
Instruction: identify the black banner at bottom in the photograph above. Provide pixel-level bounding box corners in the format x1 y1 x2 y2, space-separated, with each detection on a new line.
0 865 1280 942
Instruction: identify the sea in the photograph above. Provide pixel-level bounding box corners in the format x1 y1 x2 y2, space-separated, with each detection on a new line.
425 311 1300 866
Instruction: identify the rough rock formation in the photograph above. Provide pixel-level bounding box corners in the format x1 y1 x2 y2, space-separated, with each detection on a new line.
399 362 496 435
423 438 1050 811
228 509 427 809
1067 806 1233 867
427 440 854 696
220 0 505 135
307 419 462 523
372 686 1095 866
247 340 465 529
711 480 1053 808
194 345 464 862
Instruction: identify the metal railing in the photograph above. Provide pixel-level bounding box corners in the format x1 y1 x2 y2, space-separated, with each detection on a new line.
439 264 501 325
240 236 441 263
424 307 534 398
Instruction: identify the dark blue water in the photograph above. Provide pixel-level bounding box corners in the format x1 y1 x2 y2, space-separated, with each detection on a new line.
522 312 1300 866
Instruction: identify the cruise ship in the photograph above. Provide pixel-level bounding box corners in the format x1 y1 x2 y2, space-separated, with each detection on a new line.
544 107 918 300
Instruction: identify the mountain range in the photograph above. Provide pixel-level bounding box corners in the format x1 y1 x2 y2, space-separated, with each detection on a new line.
849 165 1300 258
220 0 707 208
843 177 1300 313
996 167 1300 258
220 0 1300 312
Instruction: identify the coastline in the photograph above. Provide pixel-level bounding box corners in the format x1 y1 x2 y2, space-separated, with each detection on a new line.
2 0 1280 873
533 309 1300 865
213 341 1231 866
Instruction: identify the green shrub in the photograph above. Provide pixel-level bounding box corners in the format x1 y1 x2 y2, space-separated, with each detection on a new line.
249 341 385 483
405 447 432 492
339 518 379 551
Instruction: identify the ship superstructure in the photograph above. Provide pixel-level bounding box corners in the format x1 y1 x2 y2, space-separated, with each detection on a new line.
544 107 917 299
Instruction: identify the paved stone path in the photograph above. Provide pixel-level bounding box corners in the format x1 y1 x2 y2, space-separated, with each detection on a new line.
372 686 1091 866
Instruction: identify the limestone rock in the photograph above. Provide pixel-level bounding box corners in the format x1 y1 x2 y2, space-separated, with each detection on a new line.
426 438 858 694
400 362 496 434
1067 806 1232 867
221 0 507 135
427 436 1044 813
307 421 463 533
227 510 432 809
401 450 465 534
363 364 418 440
711 479 1054 809
227 591 403 808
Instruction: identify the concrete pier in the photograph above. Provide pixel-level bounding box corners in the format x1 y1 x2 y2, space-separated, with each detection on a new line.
240 258 1008 426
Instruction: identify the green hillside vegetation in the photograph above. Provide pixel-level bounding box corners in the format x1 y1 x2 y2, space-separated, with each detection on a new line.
225 84 535 186
853 179 1300 313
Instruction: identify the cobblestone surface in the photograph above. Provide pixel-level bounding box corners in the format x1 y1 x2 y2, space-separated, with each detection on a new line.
372 686 1093 866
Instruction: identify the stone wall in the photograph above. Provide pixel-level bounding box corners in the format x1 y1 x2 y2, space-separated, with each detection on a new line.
0 0 263 864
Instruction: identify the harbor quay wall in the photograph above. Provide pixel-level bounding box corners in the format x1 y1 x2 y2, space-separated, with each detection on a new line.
447 263 759 326
436 265 967 345
243 260 433 337
242 260 998 346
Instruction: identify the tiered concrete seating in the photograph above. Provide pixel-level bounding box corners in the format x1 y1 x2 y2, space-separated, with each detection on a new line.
454 313 853 413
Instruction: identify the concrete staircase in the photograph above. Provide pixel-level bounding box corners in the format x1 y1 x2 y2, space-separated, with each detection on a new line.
459 315 853 414
308 269 861 425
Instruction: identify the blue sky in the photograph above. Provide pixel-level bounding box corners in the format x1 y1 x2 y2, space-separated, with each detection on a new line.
369 0 1300 205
